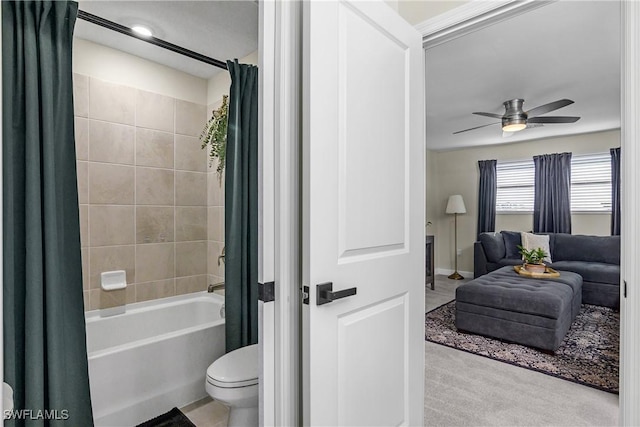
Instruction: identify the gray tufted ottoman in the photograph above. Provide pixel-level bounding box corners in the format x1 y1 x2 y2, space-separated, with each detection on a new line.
455 266 583 351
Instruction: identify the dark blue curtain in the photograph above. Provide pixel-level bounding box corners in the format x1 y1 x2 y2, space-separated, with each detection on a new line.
610 147 621 236
477 159 497 237
3 1 94 425
533 152 572 233
224 60 259 353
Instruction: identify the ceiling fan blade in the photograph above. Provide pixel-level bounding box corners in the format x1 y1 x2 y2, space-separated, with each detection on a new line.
526 99 574 117
527 116 580 124
473 112 504 119
453 122 500 135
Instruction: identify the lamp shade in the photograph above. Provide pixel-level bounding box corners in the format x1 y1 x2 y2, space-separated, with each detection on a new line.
446 194 466 214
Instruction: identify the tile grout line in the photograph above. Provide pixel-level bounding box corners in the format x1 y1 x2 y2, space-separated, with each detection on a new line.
173 97 177 297
86 75 92 310
133 88 138 305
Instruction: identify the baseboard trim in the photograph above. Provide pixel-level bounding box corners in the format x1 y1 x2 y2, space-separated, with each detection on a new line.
435 268 473 279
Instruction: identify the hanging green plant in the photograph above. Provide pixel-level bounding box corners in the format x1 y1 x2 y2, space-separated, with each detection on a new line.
200 94 228 179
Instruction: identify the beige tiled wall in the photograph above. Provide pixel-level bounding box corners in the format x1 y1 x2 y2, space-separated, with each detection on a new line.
206 99 226 290
75 73 224 310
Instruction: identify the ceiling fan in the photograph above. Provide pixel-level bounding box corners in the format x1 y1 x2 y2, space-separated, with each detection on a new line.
453 98 580 135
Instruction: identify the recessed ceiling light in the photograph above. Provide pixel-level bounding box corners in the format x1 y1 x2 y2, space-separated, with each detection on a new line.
132 25 152 38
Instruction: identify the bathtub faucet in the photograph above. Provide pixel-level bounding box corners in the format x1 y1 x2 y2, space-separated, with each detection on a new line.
208 282 225 293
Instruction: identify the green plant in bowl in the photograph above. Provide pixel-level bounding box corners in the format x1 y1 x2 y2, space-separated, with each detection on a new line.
517 245 548 273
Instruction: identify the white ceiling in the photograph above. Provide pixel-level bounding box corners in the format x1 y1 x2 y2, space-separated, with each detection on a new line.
425 0 621 151
74 1 258 79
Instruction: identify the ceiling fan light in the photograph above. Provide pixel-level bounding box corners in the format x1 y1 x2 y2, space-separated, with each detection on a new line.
502 123 527 132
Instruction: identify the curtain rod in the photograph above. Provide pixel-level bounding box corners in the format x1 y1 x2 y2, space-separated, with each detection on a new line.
77 10 228 70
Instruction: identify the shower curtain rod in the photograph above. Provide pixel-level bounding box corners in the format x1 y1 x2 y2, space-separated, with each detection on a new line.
77 10 228 70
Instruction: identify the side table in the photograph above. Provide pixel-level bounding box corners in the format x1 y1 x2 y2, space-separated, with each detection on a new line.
426 235 435 290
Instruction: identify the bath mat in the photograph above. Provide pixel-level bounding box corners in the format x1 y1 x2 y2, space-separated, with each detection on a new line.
425 301 619 393
136 407 196 427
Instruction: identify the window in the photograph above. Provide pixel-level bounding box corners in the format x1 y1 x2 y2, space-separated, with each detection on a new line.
571 153 612 212
495 153 612 213
496 159 534 212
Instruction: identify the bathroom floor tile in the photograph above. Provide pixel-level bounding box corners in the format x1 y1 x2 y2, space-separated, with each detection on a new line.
181 397 229 427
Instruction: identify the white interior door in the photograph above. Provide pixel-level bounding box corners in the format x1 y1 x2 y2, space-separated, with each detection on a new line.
302 1 425 425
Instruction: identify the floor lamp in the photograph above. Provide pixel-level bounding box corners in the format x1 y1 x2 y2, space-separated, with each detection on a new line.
446 194 466 280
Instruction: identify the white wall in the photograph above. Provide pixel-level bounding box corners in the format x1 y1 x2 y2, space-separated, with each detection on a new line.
398 0 468 25
425 143 439 265
73 38 208 105
427 129 621 274
384 0 399 13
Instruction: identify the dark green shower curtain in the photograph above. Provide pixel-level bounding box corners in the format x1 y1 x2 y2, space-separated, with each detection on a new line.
225 60 259 353
3 1 93 425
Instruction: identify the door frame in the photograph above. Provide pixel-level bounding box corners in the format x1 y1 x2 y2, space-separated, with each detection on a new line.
0 2 4 414
619 3 640 423
264 0 640 424
258 1 276 425
259 1 301 426
417 0 640 424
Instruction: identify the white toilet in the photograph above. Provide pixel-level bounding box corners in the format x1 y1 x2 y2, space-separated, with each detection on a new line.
206 344 259 427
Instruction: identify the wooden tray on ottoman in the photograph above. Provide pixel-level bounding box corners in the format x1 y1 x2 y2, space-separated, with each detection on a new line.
514 265 560 278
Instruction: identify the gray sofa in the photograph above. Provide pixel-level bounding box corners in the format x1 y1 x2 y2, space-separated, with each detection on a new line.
474 231 620 308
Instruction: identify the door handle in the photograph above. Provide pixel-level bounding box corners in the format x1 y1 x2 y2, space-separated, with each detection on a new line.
316 282 357 306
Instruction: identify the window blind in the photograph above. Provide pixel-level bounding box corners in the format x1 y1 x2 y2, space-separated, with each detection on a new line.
571 153 612 212
495 153 612 213
496 160 535 212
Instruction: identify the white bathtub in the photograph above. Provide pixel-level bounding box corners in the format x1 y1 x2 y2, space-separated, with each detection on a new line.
85 292 225 427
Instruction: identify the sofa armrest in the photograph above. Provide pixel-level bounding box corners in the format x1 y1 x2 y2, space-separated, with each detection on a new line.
474 241 489 278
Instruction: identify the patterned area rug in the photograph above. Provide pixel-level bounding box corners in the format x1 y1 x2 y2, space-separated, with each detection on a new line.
425 301 619 393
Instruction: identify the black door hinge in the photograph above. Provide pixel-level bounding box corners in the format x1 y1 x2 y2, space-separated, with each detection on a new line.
624 280 627 298
302 286 309 305
258 281 275 302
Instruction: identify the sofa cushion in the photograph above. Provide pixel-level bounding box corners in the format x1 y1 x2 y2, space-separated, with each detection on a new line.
550 261 620 285
496 258 525 268
553 234 620 264
501 231 522 259
521 232 552 263
479 232 506 263
581 280 620 308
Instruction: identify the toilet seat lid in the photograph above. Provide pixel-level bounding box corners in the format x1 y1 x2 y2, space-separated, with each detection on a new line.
207 344 259 388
